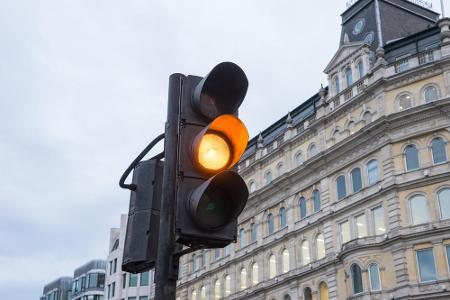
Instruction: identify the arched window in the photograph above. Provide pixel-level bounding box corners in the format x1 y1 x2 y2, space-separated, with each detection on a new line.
410 194 429 225
438 188 450 220
191 290 197 300
295 151 304 166
299 197 307 219
304 287 313 300
345 66 353 87
276 162 284 176
363 111 372 124
348 121 356 135
200 286 206 300
265 170 273 184
269 254 277 278
214 280 221 300
279 207 287 228
267 213 275 235
319 282 329 300
424 85 439 102
398 93 413 110
351 264 364 294
358 60 365 78
239 228 245 248
302 240 311 265
224 275 231 297
313 189 321 213
404 145 419 171
309 143 318 158
240 268 247 290
367 160 379 185
252 262 259 285
351 167 362 192
284 295 292 300
316 234 325 259
332 129 340 141
431 137 447 164
191 254 196 272
334 76 340 94
368 263 381 291
282 249 290 273
336 175 347 200
250 223 257 242
249 181 256 193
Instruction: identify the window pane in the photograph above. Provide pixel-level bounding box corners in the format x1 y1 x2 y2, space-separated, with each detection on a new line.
346 67 353 86
372 206 385 235
367 160 379 185
139 297 148 300
337 176 346 200
122 273 126 289
269 255 277 278
309 144 317 157
239 228 245 248
252 263 259 285
251 223 257 242
358 62 364 78
268 214 274 234
410 195 429 225
446 246 450 272
299 198 307 219
296 152 304 165
140 271 149 286
351 168 362 192
192 254 196 271
279 207 287 228
334 77 340 94
302 241 310 265
319 282 329 300
240 269 247 290
265 171 272 184
351 264 363 294
405 145 419 170
129 273 137 287
340 221 350 244
88 273 98 288
369 263 381 291
214 248 221 260
355 214 367 238
282 249 289 273
398 94 412 110
424 86 439 102
363 112 372 124
200 286 206 300
432 138 447 164
191 290 197 300
439 189 450 219
316 234 325 259
304 288 313 300
215 280 221 300
417 249 437 282
225 276 231 296
313 190 321 213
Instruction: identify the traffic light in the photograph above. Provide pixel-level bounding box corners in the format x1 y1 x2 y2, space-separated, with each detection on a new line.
175 62 249 248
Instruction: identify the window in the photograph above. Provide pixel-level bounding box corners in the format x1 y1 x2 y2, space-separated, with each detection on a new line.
367 160 379 185
129 273 138 287
410 195 429 225
299 197 307 219
214 248 221 260
249 181 256 193
372 206 385 235
252 263 259 285
267 213 275 234
404 145 419 171
199 251 205 268
191 254 196 272
239 228 245 248
265 170 273 184
282 249 290 273
240 268 247 290
269 254 277 278
251 223 257 242
191 290 197 300
122 273 126 289
279 207 287 228
355 214 367 238
398 93 413 110
113 258 117 273
301 240 311 265
224 244 230 256
345 67 353 87
128 297 136 300
295 152 304 166
214 280 221 300
438 188 450 220
304 287 313 300
348 121 356 135
395 57 409 73
336 175 347 200
316 234 325 259
363 111 372 124
111 282 115 297
340 221 350 244
334 76 340 94
277 162 284 176
319 282 329 300
358 61 365 78
446 246 450 273
200 286 206 300
368 263 381 291
351 264 363 294
140 271 149 286
424 85 439 102
284 295 292 300
139 297 148 300
313 190 321 213
224 275 231 296
431 137 447 164
309 144 318 157
351 168 362 192
416 249 437 282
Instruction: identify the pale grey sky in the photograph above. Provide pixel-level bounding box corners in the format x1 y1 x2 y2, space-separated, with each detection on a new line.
0 1 448 299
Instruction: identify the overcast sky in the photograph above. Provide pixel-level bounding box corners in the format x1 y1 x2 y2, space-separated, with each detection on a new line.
1 1 448 299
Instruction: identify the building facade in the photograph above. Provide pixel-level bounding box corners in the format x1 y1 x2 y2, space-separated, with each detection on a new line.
70 259 107 300
176 1 450 299
40 277 73 300
105 214 155 300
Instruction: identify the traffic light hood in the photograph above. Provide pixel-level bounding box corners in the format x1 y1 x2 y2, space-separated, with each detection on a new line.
192 62 248 120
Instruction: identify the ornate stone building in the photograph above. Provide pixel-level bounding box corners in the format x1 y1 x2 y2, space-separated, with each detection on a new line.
176 1 450 299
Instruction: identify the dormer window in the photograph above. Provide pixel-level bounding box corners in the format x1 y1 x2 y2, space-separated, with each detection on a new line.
345 67 353 87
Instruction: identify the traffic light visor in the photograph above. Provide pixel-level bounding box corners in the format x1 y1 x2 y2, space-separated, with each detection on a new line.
193 114 249 173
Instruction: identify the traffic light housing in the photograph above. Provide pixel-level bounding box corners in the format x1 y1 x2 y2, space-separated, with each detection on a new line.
175 62 249 248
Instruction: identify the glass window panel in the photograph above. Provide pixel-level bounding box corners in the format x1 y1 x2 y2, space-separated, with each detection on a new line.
299 198 307 219
358 61 365 78
200 252 205 267
313 190 321 213
251 223 257 242
304 288 313 300
316 234 325 259
122 273 126 289
139 297 148 300
417 249 437 282
88 273 98 288
252 263 259 285
363 112 372 124
410 195 429 225
372 206 385 235
351 168 362 192
214 280 221 300
224 275 231 296
432 138 447 164
369 263 381 291
367 160 379 185
265 171 272 184
269 255 277 278
398 94 413 110
346 67 353 86
340 221 350 244
97 274 105 288
140 271 149 286
302 240 310 265
296 152 304 165
405 145 419 170
200 286 206 300
351 264 363 294
309 144 317 157
128 297 136 300
192 254 196 271
337 176 347 200
439 189 450 219
214 248 221 260
319 282 329 300
129 273 138 287
268 214 275 234
424 86 439 102
334 77 340 94
191 290 197 300
240 268 247 290
249 181 256 193
279 207 287 228
224 244 230 256
282 249 289 273
446 246 450 272
355 214 367 238
239 228 245 248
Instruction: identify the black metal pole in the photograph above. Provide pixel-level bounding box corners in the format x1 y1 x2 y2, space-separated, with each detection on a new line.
155 73 182 300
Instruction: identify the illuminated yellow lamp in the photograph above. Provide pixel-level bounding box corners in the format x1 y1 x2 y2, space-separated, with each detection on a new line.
194 114 249 173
